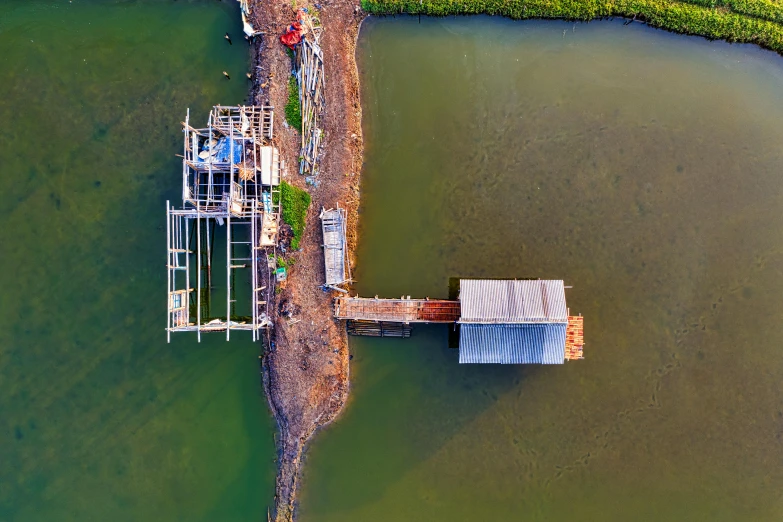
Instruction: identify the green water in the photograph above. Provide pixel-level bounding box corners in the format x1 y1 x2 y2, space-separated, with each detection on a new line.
0 1 276 521
298 17 783 522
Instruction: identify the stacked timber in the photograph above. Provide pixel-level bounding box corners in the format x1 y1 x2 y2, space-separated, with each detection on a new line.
296 12 324 176
565 315 585 360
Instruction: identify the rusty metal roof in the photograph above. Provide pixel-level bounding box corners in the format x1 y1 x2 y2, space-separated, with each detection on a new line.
458 279 568 324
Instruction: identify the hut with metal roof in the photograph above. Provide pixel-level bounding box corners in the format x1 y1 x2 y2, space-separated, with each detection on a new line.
458 279 572 364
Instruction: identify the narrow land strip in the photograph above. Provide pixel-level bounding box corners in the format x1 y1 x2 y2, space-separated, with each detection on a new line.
247 2 363 520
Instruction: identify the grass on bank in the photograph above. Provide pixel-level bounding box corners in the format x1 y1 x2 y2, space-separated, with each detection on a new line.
361 0 783 55
285 74 302 130
276 181 311 250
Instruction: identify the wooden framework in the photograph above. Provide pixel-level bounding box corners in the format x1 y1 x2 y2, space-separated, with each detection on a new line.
167 106 281 342
181 105 275 213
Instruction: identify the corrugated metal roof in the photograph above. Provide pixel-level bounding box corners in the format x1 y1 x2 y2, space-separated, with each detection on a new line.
459 279 568 323
458 323 566 364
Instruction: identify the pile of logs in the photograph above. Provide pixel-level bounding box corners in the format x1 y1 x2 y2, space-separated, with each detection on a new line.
296 12 324 176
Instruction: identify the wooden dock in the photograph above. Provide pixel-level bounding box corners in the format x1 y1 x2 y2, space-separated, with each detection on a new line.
334 296 460 323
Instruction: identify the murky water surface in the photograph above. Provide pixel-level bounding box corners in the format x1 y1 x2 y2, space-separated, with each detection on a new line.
298 17 783 522
0 1 275 520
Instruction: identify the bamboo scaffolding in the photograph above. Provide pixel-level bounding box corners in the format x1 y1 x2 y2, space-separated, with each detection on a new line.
197 209 202 342
168 105 280 341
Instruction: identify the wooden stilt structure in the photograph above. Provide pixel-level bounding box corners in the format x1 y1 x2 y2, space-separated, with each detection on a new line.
166 106 280 342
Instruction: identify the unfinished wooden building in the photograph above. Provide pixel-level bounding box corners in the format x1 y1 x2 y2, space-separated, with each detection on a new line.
166 106 280 342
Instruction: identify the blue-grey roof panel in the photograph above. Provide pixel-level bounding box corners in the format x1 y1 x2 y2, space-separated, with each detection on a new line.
459 323 566 364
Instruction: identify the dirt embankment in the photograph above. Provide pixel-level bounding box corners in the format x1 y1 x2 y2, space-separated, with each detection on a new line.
247 1 365 520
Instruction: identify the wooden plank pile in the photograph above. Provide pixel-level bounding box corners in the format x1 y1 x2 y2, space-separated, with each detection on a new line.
296 10 324 176
565 315 585 360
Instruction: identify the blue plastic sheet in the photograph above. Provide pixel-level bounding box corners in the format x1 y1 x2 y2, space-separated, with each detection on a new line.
202 137 242 164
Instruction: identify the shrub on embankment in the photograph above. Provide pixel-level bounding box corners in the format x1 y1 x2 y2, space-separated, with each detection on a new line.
361 0 783 55
278 181 311 250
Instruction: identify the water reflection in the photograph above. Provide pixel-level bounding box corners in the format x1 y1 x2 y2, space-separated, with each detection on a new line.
298 16 783 522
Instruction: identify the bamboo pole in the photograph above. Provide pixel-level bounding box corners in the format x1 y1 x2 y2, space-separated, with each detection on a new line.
251 200 257 341
226 210 231 341
208 123 214 203
185 216 190 328
197 209 202 342
183 109 190 203
166 201 171 343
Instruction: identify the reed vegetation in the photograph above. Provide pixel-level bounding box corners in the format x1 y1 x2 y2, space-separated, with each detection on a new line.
362 0 783 54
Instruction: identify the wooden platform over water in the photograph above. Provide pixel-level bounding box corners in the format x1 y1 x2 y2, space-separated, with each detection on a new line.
346 320 412 338
334 296 460 323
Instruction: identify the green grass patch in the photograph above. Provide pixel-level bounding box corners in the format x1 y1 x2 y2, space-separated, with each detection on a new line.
276 181 311 250
361 0 783 55
285 74 302 130
277 255 297 269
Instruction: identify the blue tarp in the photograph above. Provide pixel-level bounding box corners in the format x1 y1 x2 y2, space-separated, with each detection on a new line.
262 192 272 213
200 137 242 164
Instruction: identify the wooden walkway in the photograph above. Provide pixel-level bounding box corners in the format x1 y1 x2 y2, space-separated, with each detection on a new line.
334 297 461 323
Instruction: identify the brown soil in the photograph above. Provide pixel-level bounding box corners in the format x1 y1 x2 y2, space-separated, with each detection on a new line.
247 2 365 520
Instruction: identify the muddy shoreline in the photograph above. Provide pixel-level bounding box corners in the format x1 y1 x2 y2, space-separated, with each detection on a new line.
246 2 365 520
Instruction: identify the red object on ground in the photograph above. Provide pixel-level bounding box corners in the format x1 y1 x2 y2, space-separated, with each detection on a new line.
280 21 303 49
